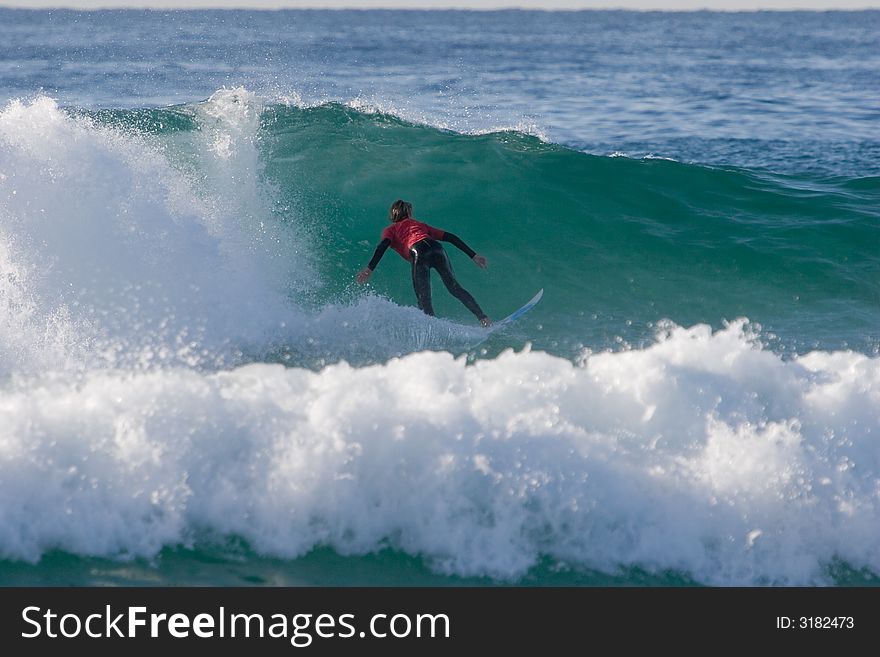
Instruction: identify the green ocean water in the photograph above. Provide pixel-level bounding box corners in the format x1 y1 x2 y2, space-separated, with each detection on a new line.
259 104 879 356
3 546 878 587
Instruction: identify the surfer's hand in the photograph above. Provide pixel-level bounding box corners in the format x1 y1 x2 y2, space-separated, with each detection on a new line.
472 254 488 269
480 316 492 328
356 267 373 284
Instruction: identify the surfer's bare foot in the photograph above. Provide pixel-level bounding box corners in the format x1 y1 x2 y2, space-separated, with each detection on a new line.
480 316 492 327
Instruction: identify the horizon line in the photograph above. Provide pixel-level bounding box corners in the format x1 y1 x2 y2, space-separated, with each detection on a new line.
2 4 878 11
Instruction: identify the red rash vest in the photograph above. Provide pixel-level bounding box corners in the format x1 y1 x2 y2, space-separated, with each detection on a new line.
381 218 446 261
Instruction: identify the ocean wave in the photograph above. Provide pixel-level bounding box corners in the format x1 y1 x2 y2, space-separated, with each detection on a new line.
1 90 878 585
3 90 879 370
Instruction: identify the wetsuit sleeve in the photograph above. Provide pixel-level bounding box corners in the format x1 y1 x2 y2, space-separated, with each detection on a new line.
367 238 392 271
439 232 477 259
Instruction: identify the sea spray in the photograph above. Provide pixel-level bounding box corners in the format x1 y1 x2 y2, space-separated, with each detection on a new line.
0 95 308 374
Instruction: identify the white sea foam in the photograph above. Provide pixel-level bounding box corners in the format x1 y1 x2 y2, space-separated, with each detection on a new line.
0 321 877 585
0 94 310 373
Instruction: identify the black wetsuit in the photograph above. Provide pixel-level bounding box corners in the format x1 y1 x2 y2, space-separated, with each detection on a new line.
367 233 488 321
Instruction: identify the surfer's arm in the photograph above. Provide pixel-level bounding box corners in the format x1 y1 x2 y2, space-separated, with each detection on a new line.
440 232 488 269
439 232 475 258
357 238 392 283
367 238 391 270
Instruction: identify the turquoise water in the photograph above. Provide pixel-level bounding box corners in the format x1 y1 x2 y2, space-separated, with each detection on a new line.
0 10 878 586
257 103 879 355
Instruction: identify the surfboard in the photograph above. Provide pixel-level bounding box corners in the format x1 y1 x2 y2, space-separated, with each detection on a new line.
469 288 543 348
492 288 543 330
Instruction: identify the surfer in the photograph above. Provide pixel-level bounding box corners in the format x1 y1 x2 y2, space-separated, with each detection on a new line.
357 200 492 327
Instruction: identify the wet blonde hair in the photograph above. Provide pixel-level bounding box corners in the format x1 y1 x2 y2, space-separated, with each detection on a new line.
389 199 413 223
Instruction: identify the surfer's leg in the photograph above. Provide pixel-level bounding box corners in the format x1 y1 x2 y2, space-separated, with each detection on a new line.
434 246 488 322
410 245 435 316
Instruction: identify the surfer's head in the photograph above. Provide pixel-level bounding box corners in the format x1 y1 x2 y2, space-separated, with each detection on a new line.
389 199 413 223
